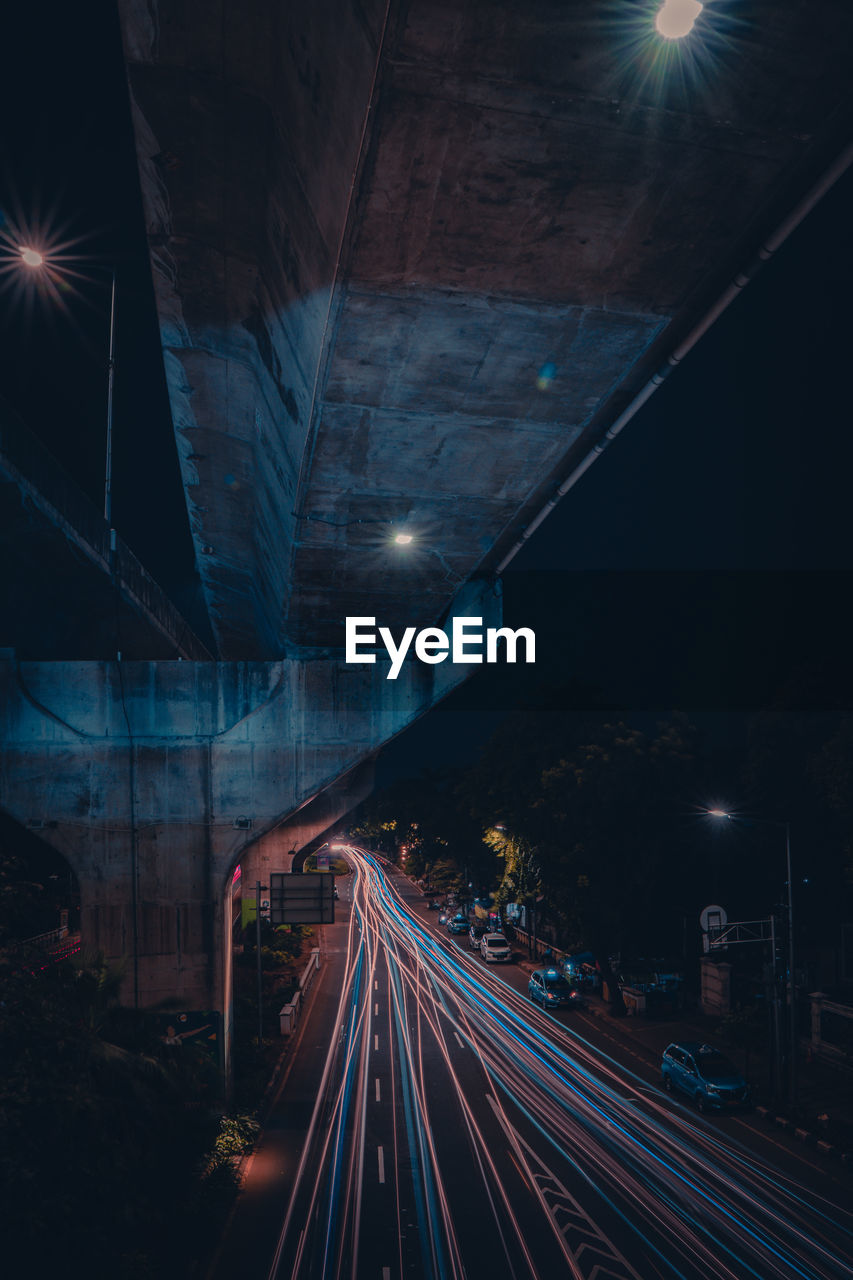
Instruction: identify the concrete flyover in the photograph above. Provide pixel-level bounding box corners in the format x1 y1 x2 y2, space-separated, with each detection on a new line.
0 399 212 661
0 576 498 1072
119 0 853 658
2 3 853 1072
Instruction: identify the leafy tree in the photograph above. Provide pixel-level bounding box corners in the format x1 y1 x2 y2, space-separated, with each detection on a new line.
740 660 853 962
351 768 491 886
462 713 702 998
0 948 223 1278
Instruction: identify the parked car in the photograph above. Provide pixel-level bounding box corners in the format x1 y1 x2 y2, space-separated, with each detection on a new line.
447 914 468 935
559 951 600 991
479 933 511 963
468 924 487 949
661 1042 749 1112
528 969 587 1009
618 961 684 1014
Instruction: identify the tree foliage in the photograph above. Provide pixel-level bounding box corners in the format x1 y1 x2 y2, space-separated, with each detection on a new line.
0 948 226 1278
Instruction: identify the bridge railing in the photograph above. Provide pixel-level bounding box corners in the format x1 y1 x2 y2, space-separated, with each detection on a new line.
0 400 212 659
18 926 82 966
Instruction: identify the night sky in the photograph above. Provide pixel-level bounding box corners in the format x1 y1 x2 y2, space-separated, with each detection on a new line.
1 2 852 780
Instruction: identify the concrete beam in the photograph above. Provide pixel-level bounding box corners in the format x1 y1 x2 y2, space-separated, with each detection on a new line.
238 756 376 887
0 579 498 1070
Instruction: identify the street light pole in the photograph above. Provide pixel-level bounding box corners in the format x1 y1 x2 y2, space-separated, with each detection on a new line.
707 809 797 1107
104 265 117 529
784 820 796 1108
18 247 118 535
256 880 264 1051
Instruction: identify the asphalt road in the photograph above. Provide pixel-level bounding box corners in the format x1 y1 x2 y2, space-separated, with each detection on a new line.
215 849 853 1280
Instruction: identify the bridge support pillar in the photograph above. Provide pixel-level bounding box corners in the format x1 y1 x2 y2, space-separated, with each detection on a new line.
0 582 499 1077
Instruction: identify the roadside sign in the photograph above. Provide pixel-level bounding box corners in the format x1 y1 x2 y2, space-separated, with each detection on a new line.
699 904 727 933
269 871 335 924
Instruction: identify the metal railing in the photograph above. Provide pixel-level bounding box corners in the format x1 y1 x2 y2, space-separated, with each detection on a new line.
0 401 212 659
18 926 82 964
280 949 321 1034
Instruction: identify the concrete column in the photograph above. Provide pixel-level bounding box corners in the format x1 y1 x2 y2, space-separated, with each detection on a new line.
0 580 499 1074
700 957 732 1016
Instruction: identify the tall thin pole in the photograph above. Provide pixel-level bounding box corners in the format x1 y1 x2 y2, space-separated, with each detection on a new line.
256 881 263 1050
104 266 117 527
770 913 782 1101
785 822 796 1107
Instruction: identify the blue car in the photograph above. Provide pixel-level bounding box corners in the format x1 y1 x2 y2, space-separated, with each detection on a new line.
447 914 468 935
661 1042 749 1112
528 969 587 1010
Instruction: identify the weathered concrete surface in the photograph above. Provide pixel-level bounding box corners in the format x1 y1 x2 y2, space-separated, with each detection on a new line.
118 0 853 657
0 580 498 1069
237 757 375 886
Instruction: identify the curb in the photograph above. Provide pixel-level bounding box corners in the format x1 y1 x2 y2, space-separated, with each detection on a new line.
752 1103 852 1165
577 1014 853 1165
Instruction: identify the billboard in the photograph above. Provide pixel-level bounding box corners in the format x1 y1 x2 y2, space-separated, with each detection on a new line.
269 871 336 924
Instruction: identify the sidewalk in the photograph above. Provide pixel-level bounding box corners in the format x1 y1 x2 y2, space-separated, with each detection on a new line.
517 956 853 1164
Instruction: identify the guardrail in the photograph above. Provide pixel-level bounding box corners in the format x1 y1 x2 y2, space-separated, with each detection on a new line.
279 948 321 1035
512 928 568 965
18 927 82 967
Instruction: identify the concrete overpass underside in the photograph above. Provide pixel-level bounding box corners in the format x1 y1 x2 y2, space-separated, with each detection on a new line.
119 0 853 658
0 580 496 1069
3 3 853 1072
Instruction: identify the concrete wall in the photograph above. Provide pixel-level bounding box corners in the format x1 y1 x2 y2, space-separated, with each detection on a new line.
237 756 375 887
0 579 498 1071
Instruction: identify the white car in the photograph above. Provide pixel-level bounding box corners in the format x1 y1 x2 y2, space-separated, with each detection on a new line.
480 933 511 963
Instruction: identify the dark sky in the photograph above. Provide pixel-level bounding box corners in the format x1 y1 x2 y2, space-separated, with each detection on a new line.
0 2 199 617
1 2 852 781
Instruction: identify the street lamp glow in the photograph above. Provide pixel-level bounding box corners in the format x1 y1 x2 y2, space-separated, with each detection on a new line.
707 809 730 818
655 0 703 39
20 246 44 268
394 533 414 545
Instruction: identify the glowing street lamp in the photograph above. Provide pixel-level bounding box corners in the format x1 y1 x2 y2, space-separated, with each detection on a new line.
706 808 797 1104
394 532 414 545
17 246 118 530
655 0 703 40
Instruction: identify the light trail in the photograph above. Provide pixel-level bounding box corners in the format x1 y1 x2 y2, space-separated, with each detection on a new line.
269 846 853 1280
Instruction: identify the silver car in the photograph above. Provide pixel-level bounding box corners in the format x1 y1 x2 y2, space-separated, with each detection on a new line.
480 932 511 963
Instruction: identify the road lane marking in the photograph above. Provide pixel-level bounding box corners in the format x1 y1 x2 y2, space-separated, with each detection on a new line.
375 980 378 990
375 1002 379 1015
374 1034 379 1050
375 1077 381 1102
454 1031 465 1049
383 1269 391 1279
378 1146 386 1183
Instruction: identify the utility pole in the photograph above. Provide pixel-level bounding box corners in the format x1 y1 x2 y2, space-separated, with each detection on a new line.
769 913 783 1102
784 821 796 1110
256 881 264 1050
